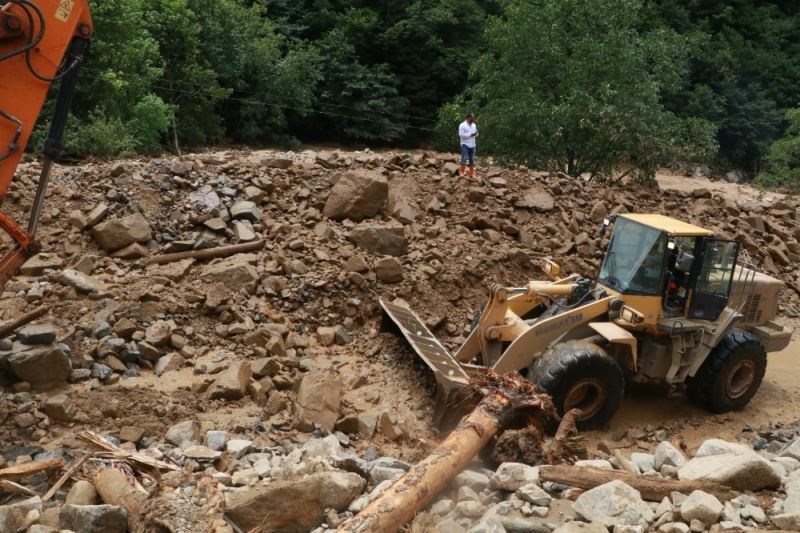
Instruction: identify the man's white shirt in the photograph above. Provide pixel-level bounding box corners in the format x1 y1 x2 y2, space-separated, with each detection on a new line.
459 121 477 148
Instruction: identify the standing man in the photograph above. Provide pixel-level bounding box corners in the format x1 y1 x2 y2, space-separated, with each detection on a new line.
458 113 478 180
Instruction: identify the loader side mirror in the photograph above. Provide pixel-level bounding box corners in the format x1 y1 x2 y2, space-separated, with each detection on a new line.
541 259 561 280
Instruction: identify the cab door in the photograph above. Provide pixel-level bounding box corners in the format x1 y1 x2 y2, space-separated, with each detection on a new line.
688 239 740 321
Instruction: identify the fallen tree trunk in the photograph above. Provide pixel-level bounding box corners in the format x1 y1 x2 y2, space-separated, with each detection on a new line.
538 464 740 502
339 373 558 533
0 306 48 338
144 240 265 266
338 391 508 533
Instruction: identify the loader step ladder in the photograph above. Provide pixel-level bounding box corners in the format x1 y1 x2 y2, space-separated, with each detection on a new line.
379 299 470 386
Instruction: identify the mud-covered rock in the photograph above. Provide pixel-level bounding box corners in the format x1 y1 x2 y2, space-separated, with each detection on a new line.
91 213 152 252
323 172 388 221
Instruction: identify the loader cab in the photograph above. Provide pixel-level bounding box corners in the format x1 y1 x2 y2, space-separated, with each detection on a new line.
597 215 739 327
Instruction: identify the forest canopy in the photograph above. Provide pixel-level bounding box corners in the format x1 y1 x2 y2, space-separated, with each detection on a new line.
43 0 800 185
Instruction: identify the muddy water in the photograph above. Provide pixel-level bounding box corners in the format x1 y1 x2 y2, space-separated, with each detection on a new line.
594 338 800 451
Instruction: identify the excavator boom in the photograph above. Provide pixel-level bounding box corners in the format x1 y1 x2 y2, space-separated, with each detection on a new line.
0 0 92 288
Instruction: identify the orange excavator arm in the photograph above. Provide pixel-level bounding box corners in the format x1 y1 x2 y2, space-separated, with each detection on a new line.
0 0 92 289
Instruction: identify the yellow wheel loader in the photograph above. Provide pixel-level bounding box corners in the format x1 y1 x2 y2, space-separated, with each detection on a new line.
381 214 792 430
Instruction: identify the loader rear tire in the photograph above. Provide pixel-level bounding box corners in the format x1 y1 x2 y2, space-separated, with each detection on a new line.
686 329 766 413
528 341 625 431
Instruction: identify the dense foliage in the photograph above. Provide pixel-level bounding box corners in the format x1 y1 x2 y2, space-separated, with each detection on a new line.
33 0 800 183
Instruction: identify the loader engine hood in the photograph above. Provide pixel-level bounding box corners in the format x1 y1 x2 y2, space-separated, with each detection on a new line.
731 267 784 326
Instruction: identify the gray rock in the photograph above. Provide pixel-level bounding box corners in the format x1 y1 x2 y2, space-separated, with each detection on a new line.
654 441 686 470
17 323 57 345
573 480 654 527
165 420 201 448
323 172 388 221
677 452 781 491
387 187 418 225
60 504 127 533
0 496 42 533
613 526 645 533
631 452 656 473
490 463 540 492
781 438 800 462
695 439 753 457
206 430 230 451
430 499 455 516
457 500 487 518
44 394 75 421
184 445 222 461
680 490 722 526
7 346 71 389
224 471 365 531
55 269 103 293
774 511 800 531
350 222 408 256
230 201 262 222
455 470 491 492
91 213 152 252
516 483 552 506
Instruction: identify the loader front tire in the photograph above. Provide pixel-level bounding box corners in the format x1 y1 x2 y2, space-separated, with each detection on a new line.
686 329 766 413
528 341 625 431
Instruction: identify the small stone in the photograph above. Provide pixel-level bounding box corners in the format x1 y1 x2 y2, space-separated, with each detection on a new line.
655 441 687 470
374 257 404 283
166 420 201 448
516 483 553 506
573 480 654 527
118 426 144 443
226 439 253 458
680 490 722 526
230 201 262 222
490 463 540 491
184 446 222 461
206 430 230 451
43 394 75 422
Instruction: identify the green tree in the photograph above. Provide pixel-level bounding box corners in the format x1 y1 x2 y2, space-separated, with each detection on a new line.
756 109 800 190
440 0 715 183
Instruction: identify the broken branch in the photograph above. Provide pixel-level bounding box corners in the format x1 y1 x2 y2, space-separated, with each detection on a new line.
538 464 740 502
144 239 266 266
0 306 48 338
43 453 93 502
77 431 179 473
0 457 64 481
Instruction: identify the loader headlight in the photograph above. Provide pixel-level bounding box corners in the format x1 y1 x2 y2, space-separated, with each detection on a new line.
619 305 644 325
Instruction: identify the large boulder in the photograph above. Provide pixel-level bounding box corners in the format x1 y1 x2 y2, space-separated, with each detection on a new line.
515 186 555 212
677 452 780 491
323 172 388 221
91 213 152 252
7 346 71 389
295 371 341 432
200 254 259 293
573 480 654 527
225 471 365 532
350 223 408 256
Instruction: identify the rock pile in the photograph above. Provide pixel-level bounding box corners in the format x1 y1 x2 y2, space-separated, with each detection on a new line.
0 147 799 530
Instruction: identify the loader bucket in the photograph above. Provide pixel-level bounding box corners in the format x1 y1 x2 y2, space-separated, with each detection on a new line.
379 299 473 428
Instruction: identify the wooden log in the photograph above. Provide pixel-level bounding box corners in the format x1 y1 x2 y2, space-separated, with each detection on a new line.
0 306 47 338
144 240 266 266
338 392 509 533
0 479 39 497
0 457 64 481
93 469 149 530
538 465 740 502
78 431 179 472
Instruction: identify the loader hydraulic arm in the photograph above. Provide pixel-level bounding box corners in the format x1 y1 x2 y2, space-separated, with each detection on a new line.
0 0 92 289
